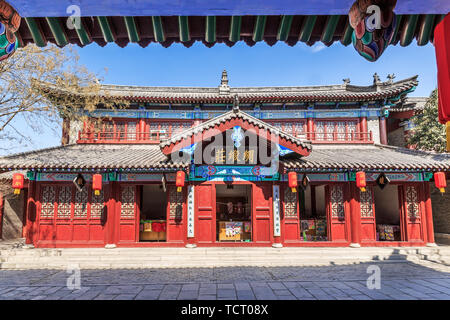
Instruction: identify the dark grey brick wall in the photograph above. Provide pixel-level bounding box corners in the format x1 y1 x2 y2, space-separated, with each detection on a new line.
430 181 450 235
1 193 24 240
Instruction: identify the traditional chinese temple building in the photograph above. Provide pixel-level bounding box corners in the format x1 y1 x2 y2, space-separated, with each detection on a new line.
0 72 449 248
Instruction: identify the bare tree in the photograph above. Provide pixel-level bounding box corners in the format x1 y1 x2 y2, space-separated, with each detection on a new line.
0 44 122 153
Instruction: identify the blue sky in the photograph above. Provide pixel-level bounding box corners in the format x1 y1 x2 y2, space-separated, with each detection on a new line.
0 40 438 155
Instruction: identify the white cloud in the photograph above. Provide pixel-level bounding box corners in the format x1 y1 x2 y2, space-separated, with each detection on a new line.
311 43 326 53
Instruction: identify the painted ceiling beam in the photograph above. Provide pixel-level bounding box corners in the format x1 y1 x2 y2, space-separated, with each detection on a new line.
9 1 450 17
205 16 216 43
400 14 419 47
229 16 242 42
97 16 115 43
299 15 317 43
178 16 190 42
417 15 435 46
252 15 267 42
45 17 68 47
277 15 293 41
124 16 140 42
340 21 353 46
321 15 340 44
73 20 92 46
152 16 165 42
24 17 46 47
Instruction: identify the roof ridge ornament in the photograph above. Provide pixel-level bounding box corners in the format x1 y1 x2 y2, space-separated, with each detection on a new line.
386 73 396 84
219 69 230 95
233 94 239 113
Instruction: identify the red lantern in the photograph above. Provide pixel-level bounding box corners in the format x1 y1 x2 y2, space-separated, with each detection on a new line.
356 171 367 192
12 173 24 195
176 171 185 192
288 172 298 193
434 172 447 194
92 174 102 196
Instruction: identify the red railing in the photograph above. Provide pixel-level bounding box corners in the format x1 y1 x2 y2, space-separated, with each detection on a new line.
303 131 373 143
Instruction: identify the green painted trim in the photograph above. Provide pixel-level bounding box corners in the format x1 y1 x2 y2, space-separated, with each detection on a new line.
97 16 115 42
24 18 46 47
391 14 403 44
26 171 36 181
73 21 92 46
229 16 242 42
400 14 419 47
321 15 340 44
299 15 317 43
423 172 433 181
277 15 293 41
152 16 165 42
252 15 267 42
417 15 435 46
205 16 216 43
45 17 68 47
124 16 140 42
178 16 190 42
340 22 353 46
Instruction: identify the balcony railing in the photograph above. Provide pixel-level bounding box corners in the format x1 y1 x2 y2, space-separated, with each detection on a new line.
78 129 373 144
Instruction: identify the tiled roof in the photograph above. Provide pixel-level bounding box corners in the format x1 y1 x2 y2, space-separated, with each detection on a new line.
282 144 450 171
0 170 27 181
98 76 418 103
159 108 312 152
0 144 187 171
0 143 448 172
390 97 428 112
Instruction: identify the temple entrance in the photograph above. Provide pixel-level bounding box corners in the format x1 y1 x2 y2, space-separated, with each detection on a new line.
298 185 329 241
373 185 402 241
138 185 167 242
215 184 252 242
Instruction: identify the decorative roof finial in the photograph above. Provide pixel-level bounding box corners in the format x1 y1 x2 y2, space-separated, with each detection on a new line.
373 73 381 85
219 70 230 95
342 78 351 85
233 94 239 113
386 73 396 84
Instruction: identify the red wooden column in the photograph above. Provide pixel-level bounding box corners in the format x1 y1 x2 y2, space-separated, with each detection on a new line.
349 183 361 247
423 182 436 246
106 181 118 247
360 116 368 141
434 14 450 151
307 118 314 140
25 180 36 245
379 116 388 145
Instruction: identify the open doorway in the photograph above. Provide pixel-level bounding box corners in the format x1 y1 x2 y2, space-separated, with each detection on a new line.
373 185 402 241
299 184 328 241
139 185 167 242
216 184 252 242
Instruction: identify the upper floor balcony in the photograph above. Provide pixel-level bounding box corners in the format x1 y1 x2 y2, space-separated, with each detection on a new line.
77 119 374 144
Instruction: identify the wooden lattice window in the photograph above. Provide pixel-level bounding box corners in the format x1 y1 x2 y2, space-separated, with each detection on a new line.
405 186 420 217
41 186 56 218
360 187 374 217
330 185 345 218
169 186 183 220
91 189 105 219
57 186 72 218
315 120 358 141
284 187 298 218
121 186 135 218
74 187 88 218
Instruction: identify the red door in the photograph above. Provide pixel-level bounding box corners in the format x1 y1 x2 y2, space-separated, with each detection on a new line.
281 185 300 242
358 186 376 241
326 184 348 242
195 183 215 243
252 183 272 244
166 185 186 243
117 185 138 244
402 184 424 242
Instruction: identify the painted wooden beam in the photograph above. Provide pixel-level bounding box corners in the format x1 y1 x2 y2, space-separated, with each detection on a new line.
277 15 293 41
72 20 92 46
97 16 115 42
400 14 419 47
45 17 68 47
178 16 190 42
299 15 317 43
391 14 403 45
24 18 46 47
152 16 165 42
417 14 435 46
124 16 140 42
321 15 340 44
340 21 353 46
229 16 242 42
205 16 216 43
252 15 267 42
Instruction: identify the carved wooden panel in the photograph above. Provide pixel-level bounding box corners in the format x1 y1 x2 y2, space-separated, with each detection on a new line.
169 186 183 220
74 188 88 218
57 186 72 218
90 189 104 219
360 187 374 217
330 185 345 218
120 186 135 218
284 187 298 218
405 186 420 217
41 186 56 218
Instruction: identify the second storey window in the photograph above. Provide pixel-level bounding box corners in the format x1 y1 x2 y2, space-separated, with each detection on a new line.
314 120 358 141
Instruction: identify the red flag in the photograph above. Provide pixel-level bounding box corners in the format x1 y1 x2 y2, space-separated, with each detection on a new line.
435 14 450 124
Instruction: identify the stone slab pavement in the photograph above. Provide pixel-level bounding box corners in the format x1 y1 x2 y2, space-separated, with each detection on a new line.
1 260 449 300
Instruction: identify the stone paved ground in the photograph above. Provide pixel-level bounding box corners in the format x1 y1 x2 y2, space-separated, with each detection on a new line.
0 260 449 300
